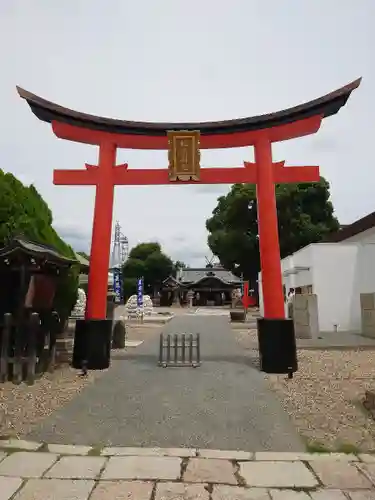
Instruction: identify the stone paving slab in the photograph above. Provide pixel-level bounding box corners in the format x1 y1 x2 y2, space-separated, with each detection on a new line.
0 451 58 478
90 480 154 500
0 443 374 498
101 446 196 457
13 478 95 500
44 455 107 479
183 457 237 484
0 475 23 499
47 444 93 455
101 455 181 481
239 460 319 488
0 439 43 451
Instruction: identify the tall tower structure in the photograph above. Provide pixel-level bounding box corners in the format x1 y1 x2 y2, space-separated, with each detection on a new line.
110 221 128 269
110 221 129 303
120 234 129 264
110 221 122 269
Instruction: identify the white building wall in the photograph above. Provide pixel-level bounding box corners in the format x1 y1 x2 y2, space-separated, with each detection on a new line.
258 241 375 332
311 244 358 331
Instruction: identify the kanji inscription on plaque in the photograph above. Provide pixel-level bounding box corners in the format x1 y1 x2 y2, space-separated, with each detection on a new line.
167 130 200 181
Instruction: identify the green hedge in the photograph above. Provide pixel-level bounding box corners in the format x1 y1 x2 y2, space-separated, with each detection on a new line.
0 169 79 322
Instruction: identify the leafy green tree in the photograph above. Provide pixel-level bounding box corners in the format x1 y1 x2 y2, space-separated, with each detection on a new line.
122 242 174 299
173 260 186 277
206 177 339 289
0 169 79 323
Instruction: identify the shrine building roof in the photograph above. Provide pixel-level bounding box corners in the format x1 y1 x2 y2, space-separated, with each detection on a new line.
179 267 241 285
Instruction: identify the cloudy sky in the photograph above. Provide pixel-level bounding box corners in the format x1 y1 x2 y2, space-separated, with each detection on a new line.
0 1 373 266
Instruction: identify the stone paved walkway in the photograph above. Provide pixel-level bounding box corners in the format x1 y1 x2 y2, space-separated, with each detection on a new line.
0 440 375 499
26 315 302 451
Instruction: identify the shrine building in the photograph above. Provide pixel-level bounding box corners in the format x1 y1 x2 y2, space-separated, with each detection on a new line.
160 264 242 307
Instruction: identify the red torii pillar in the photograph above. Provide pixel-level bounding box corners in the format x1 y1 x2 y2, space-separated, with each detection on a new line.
254 138 285 318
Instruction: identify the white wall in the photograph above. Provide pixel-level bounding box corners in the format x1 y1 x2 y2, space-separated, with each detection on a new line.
311 244 358 331
258 242 375 332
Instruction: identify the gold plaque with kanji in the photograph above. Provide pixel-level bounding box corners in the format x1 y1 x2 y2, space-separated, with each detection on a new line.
168 130 201 181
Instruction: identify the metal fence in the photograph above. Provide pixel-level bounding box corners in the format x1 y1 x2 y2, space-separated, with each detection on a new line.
158 333 200 367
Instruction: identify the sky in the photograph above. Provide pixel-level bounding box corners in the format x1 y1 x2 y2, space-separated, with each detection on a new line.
0 1 374 266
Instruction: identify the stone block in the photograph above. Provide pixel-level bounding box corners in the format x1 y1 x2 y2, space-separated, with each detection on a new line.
361 293 375 338
112 319 126 349
0 476 23 500
90 480 153 500
45 456 106 479
183 458 237 484
230 310 247 322
212 485 269 499
47 444 92 455
293 294 319 339
309 461 372 489
239 461 318 488
361 293 375 311
0 451 58 478
13 478 94 500
101 456 181 480
198 449 253 460
155 482 209 500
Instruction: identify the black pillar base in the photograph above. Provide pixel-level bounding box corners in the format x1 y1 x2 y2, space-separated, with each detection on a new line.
257 318 298 375
72 319 112 370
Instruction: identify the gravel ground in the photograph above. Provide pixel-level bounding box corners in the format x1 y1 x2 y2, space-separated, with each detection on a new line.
0 366 102 439
234 328 375 451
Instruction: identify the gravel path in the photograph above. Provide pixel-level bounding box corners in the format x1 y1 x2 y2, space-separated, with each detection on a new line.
0 366 102 439
234 327 375 451
25 316 303 451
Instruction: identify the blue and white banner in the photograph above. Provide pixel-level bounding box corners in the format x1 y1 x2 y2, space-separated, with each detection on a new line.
113 268 122 304
137 277 144 308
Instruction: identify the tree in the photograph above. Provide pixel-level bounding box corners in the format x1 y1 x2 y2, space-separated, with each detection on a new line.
122 242 174 299
173 260 186 277
0 169 79 322
206 177 340 289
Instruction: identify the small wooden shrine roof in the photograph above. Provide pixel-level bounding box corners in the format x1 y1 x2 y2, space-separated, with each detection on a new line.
0 237 78 268
16 79 361 138
75 252 90 272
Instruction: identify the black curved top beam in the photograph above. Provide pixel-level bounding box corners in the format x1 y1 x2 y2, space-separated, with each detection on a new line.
17 79 361 137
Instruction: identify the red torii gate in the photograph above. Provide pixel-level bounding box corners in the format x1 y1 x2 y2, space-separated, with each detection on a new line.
17 80 360 371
